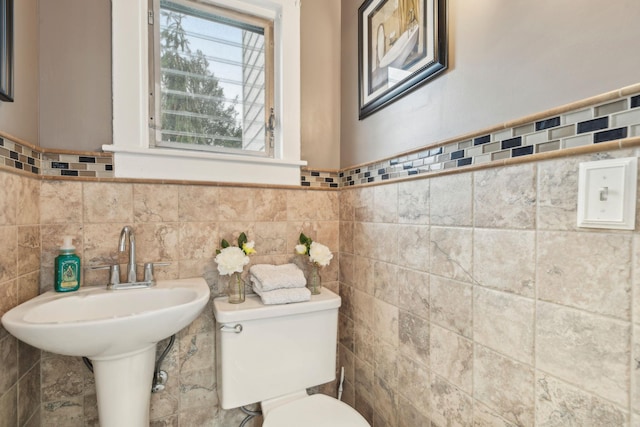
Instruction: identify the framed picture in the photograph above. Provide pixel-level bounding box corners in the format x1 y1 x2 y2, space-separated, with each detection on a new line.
0 0 13 102
358 0 446 119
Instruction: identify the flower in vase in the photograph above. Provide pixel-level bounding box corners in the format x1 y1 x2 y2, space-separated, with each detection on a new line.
296 233 333 267
215 232 255 275
309 241 333 267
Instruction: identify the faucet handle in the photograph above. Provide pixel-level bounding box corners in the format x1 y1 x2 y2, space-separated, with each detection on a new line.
143 262 171 282
90 264 121 287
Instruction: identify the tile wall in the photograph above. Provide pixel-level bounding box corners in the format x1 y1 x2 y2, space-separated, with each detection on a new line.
36 181 339 426
338 147 640 426
0 171 42 427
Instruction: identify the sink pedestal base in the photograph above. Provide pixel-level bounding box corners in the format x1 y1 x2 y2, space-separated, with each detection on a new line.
91 345 156 427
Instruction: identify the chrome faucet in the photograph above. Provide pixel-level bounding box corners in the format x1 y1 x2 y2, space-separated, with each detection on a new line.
119 225 137 283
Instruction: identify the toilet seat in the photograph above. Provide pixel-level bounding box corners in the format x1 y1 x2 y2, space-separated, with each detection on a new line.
262 394 370 427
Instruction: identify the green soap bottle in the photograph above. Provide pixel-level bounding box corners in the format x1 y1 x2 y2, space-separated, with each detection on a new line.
54 236 81 292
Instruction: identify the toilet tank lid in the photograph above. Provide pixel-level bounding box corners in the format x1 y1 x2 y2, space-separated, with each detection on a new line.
213 287 341 323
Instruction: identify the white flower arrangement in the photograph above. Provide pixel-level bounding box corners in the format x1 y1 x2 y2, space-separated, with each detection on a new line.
215 232 255 276
295 233 333 267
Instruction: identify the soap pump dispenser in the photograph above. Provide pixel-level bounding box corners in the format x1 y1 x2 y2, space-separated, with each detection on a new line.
54 236 81 292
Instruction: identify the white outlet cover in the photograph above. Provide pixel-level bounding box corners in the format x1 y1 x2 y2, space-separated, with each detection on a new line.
577 157 637 230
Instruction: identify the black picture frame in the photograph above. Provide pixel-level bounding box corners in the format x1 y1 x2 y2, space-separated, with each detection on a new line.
0 0 13 102
358 0 446 119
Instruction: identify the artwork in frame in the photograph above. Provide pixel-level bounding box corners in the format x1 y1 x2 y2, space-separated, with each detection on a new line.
0 0 13 102
358 0 446 119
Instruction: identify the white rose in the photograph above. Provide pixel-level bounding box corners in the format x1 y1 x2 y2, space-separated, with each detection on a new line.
309 242 333 267
295 244 308 255
215 246 250 275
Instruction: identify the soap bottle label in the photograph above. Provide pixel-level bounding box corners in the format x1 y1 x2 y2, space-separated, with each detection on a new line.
60 260 79 289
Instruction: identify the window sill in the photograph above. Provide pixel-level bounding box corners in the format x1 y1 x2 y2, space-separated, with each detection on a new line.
102 145 307 185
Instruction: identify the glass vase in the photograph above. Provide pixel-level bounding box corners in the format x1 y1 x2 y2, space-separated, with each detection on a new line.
227 272 245 304
308 263 322 295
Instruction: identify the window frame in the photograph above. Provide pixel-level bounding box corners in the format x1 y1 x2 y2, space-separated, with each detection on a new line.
149 0 275 158
106 0 305 185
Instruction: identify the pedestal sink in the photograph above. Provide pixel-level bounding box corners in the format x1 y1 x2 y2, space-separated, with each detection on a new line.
1 277 210 427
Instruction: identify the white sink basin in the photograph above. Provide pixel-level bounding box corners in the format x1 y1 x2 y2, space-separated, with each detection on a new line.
1 276 211 427
1 277 210 358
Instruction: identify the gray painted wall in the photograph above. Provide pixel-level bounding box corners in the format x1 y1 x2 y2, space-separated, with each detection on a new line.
340 0 640 167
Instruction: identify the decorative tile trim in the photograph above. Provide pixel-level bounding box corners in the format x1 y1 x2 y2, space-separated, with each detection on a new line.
42 152 114 178
2 85 639 187
300 168 340 188
340 88 640 187
0 136 41 175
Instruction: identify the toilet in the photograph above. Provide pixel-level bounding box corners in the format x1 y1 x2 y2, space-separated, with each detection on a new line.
212 287 370 427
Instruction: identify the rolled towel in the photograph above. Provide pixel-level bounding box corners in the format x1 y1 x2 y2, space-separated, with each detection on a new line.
249 263 306 291
253 284 311 305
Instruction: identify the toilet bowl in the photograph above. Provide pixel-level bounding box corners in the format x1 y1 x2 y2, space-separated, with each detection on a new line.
261 392 369 427
212 288 371 427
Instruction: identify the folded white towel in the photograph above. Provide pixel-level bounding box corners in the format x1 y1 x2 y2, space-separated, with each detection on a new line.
253 285 311 305
249 263 306 291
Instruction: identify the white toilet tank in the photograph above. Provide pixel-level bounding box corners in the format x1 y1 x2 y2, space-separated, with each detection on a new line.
213 288 341 410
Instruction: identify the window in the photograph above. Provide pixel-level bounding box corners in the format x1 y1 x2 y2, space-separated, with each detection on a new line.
150 0 275 157
107 0 304 185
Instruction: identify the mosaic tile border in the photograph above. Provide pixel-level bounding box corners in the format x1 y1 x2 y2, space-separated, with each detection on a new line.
340 92 640 187
0 136 41 175
300 168 340 188
42 152 114 178
2 87 639 187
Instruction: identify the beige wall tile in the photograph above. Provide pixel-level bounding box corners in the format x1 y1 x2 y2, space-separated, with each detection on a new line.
17 176 40 225
398 310 429 368
536 301 630 406
396 225 429 271
430 275 473 338
352 288 373 328
398 396 431 427
537 156 580 231
254 189 287 222
339 220 354 254
178 222 218 260
398 179 429 225
83 182 133 223
0 335 18 394
286 190 338 221
474 164 536 229
474 287 534 364
398 267 429 319
18 225 40 275
430 173 472 226
473 228 535 298
353 255 374 295
374 339 398 388
0 226 17 283
40 181 83 224
0 172 19 225
536 374 627 426
18 365 40 426
538 231 631 319
430 324 473 394
397 354 430 416
374 298 399 347
17 271 39 305
82 223 126 266
474 345 534 426
374 261 399 305
178 186 218 222
133 184 179 223
429 375 473 427
339 252 354 285
0 387 18 427
473 401 519 427
373 376 398 427
339 189 355 222
633 324 640 413
218 187 255 222
353 187 374 223
373 183 398 223
430 226 473 283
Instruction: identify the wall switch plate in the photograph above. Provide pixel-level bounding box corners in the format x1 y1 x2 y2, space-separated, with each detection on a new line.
577 157 637 229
